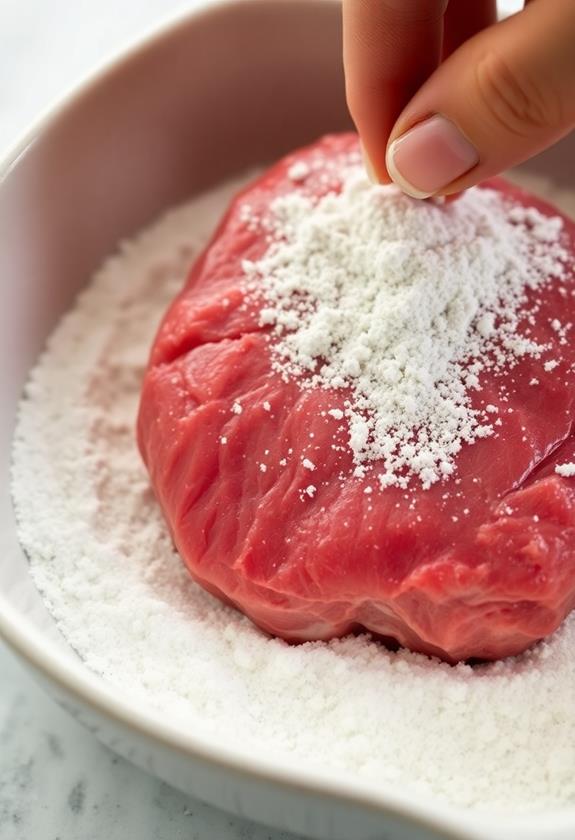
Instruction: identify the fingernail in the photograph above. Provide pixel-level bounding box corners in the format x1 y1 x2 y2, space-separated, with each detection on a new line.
386 115 479 199
360 142 380 185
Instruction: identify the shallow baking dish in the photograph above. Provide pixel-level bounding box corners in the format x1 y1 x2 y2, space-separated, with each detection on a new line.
1 2 575 838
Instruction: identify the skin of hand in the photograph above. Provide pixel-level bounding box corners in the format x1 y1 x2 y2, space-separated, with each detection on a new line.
343 0 575 198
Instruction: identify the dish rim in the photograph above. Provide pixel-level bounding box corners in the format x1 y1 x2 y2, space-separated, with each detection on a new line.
1 3 575 838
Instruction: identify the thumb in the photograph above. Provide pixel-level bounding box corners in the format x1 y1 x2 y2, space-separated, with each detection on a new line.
385 0 575 199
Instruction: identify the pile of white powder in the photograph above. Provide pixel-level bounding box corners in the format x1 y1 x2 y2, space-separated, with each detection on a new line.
11 170 575 813
243 167 568 488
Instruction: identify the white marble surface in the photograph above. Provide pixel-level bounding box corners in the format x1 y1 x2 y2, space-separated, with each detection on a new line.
0 1 524 838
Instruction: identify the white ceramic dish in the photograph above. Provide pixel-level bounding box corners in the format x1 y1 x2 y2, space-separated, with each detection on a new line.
1 2 575 838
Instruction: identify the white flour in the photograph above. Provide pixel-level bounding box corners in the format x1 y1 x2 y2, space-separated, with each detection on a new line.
11 171 575 813
244 169 568 489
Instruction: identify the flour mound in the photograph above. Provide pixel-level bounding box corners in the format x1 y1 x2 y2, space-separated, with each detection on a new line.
243 172 567 488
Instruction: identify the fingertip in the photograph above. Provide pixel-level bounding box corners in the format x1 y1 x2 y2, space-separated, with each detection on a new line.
360 141 391 185
360 143 381 184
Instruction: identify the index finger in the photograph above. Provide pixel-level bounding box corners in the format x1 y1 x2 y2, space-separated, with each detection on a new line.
343 0 448 182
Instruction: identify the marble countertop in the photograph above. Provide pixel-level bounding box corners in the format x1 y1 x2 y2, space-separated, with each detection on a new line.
0 1 523 838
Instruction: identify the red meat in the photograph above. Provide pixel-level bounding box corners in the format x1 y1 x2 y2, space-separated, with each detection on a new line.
138 134 575 662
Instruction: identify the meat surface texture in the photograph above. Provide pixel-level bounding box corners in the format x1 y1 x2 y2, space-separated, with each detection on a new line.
138 134 575 662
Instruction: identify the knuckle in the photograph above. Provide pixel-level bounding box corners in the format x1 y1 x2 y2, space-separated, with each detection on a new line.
473 51 560 138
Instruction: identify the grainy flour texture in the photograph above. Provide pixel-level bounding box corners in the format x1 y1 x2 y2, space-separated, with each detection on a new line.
11 170 575 813
244 168 567 489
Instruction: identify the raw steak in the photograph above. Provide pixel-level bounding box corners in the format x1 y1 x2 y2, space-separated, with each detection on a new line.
138 134 575 662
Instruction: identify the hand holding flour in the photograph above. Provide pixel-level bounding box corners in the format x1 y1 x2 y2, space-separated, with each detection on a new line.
343 0 575 198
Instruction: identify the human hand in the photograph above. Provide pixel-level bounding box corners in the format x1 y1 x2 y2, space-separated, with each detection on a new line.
343 0 575 198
